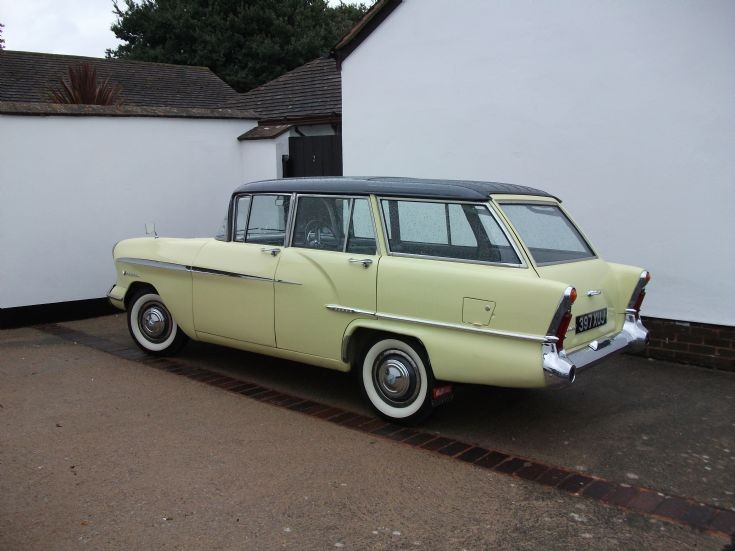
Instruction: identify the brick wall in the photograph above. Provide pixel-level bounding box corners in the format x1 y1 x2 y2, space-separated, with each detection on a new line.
643 317 735 372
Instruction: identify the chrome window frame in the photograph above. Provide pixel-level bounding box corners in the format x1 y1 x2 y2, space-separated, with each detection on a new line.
284 192 297 247
343 198 355 253
349 196 381 255
288 193 380 256
496 199 598 266
376 196 527 268
232 194 253 243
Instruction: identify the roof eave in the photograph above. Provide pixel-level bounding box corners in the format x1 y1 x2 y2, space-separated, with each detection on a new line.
0 101 258 120
257 114 341 126
237 124 292 141
331 0 403 69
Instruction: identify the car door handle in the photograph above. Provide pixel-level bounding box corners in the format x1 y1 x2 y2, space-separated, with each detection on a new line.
261 247 281 256
348 258 373 268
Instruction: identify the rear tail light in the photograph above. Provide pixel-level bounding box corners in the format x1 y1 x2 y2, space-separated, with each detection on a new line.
628 271 651 318
548 287 576 351
632 289 646 313
555 311 573 349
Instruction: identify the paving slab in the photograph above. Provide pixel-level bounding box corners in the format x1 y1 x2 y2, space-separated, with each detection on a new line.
0 325 727 550
62 314 735 512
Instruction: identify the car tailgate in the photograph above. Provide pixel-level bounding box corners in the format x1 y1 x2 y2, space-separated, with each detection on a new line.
536 259 625 351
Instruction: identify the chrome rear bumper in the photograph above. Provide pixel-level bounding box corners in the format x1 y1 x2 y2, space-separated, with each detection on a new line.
543 311 649 387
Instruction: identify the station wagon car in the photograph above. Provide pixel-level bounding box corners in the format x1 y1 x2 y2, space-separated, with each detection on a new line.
108 177 650 423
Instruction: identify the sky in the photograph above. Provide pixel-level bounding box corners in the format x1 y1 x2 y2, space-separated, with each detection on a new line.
0 0 357 59
0 0 122 58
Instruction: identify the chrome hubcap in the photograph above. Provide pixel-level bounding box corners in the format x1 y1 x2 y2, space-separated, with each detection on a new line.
138 302 172 343
142 307 166 338
373 349 420 407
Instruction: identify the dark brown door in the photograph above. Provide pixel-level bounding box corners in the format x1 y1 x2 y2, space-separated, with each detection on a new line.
285 135 343 177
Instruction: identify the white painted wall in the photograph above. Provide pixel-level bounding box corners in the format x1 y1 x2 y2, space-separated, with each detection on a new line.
0 114 256 308
342 0 735 326
241 138 283 182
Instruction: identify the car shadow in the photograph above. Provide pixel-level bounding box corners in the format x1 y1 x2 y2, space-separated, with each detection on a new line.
149 338 735 511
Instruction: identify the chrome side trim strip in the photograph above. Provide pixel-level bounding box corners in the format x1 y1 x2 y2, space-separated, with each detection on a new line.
118 257 188 272
326 304 375 315
188 265 273 283
325 304 552 343
379 311 553 342
117 257 275 283
275 279 302 286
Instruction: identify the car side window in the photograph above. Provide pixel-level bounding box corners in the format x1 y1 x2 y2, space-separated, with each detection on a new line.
233 195 251 242
292 196 377 254
292 196 349 251
380 199 520 264
214 214 228 241
246 195 290 246
447 203 477 246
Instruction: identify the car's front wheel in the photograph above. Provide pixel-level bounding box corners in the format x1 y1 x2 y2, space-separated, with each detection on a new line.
127 290 187 355
360 337 436 425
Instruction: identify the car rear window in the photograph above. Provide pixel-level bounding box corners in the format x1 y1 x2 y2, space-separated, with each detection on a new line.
500 203 594 265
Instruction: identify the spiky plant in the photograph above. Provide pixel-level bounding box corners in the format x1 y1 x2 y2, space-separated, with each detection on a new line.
49 62 123 105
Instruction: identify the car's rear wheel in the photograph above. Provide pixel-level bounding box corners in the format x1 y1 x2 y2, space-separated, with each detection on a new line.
359 337 435 425
127 290 187 355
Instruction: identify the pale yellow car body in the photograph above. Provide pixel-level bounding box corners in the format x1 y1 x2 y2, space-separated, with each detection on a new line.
109 191 646 389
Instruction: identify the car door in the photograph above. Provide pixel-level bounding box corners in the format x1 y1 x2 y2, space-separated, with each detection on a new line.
274 195 379 360
192 194 291 346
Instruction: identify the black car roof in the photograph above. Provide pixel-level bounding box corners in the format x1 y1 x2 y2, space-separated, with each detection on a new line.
233 176 557 201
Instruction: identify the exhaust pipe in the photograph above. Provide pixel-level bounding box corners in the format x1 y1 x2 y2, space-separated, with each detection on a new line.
543 344 576 386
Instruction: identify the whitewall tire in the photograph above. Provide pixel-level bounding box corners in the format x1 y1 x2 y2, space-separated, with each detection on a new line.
360 337 435 424
127 290 187 355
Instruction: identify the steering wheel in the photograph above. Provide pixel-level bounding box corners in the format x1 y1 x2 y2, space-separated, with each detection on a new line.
304 219 329 249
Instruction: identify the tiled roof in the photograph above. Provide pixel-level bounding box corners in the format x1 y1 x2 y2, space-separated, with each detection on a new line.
237 124 291 140
0 50 247 111
227 57 340 122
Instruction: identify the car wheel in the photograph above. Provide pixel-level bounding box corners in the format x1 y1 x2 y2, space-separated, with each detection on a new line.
360 337 435 425
127 290 187 356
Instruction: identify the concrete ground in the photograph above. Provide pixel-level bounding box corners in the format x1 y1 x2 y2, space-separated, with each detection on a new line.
1 315 733 550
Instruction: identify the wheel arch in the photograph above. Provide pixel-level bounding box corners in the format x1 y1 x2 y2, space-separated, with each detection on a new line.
342 320 431 372
354 325 438 424
124 281 158 309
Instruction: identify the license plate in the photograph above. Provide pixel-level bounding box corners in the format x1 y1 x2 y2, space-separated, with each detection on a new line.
576 308 607 334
